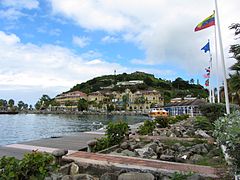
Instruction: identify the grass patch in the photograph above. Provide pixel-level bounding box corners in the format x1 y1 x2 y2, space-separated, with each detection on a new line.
161 138 207 147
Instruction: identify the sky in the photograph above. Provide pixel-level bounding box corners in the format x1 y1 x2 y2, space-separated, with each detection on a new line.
0 0 239 105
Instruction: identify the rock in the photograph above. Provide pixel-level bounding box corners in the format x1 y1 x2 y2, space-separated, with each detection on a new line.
59 163 71 175
73 174 95 180
120 142 129 149
44 177 52 180
100 172 118 180
134 147 157 158
159 155 175 161
52 149 68 157
118 172 154 180
156 146 163 154
190 144 208 154
121 149 136 157
70 163 79 176
190 154 203 163
115 148 123 153
195 130 211 138
50 173 63 180
163 149 175 156
144 142 158 152
87 140 97 146
62 175 73 180
171 143 181 151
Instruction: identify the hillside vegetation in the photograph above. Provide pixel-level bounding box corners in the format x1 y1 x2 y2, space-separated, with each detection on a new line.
69 71 208 103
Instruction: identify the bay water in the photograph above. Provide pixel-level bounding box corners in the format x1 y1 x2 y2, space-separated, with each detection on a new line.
0 114 148 146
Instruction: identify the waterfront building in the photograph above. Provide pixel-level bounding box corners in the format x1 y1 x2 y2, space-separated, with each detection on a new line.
164 98 206 117
55 91 87 106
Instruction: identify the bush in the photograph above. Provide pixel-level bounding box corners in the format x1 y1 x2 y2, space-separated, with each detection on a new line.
199 103 239 123
106 121 129 145
213 111 240 173
0 151 58 179
93 121 129 152
155 117 169 128
168 114 189 124
194 116 213 131
138 120 155 135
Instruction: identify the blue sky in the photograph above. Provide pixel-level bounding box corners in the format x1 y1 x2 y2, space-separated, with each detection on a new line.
0 0 239 105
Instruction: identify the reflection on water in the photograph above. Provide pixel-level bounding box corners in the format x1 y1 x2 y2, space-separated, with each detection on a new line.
0 114 149 146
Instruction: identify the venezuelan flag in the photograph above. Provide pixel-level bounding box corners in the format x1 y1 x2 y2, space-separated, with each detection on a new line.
195 13 215 32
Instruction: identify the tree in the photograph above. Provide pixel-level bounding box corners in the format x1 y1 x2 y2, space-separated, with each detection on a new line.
122 94 129 110
229 23 240 105
17 101 25 110
77 99 88 111
8 99 15 108
190 78 194 84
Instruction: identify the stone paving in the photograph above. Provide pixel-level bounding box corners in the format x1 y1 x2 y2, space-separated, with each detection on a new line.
68 151 220 178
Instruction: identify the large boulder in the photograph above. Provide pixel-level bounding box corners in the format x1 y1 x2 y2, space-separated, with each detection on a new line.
144 142 158 153
134 147 156 158
118 172 154 180
121 149 136 157
159 155 175 162
190 154 203 163
190 144 208 154
195 130 211 138
70 163 79 176
120 142 129 149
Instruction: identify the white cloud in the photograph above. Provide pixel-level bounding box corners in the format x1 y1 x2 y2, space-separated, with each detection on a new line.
0 8 25 20
1 0 39 10
0 31 126 92
101 35 119 43
72 36 90 48
48 0 240 75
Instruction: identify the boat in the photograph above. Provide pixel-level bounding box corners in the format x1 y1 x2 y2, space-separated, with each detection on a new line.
149 107 168 118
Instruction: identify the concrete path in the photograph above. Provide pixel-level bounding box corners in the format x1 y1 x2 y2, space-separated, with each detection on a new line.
67 151 220 178
0 132 103 159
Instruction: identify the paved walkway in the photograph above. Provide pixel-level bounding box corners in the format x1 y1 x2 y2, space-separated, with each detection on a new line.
0 132 102 159
68 151 220 178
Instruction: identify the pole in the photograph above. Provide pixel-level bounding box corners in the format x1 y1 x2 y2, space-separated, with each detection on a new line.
214 14 221 103
208 39 213 103
214 0 230 114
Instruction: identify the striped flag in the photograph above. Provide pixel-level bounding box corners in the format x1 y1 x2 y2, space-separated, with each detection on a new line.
195 13 215 32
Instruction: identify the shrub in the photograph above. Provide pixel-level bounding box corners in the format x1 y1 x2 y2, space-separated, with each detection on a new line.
138 120 155 135
155 117 169 128
199 103 239 123
213 111 240 173
106 121 129 145
0 152 58 180
168 114 189 124
194 116 213 131
171 171 193 180
93 121 129 152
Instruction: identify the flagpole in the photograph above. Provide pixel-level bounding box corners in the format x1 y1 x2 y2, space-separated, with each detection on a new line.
208 39 213 103
214 11 220 103
214 0 230 114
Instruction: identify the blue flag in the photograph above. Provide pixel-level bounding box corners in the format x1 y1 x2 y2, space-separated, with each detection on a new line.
201 42 210 53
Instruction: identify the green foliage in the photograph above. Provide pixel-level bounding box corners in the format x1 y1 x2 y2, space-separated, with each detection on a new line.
155 117 169 128
199 103 239 123
77 99 88 111
93 121 129 152
171 171 193 180
168 114 189 124
138 120 155 135
67 72 208 101
194 116 213 131
0 152 58 180
213 111 240 173
106 121 129 145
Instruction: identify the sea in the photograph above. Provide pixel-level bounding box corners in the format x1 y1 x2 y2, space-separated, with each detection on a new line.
0 114 148 146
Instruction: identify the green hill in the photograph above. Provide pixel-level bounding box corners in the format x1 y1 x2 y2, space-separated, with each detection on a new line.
68 71 208 103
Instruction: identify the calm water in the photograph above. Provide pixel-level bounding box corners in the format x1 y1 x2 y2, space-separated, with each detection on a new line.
0 114 148 146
